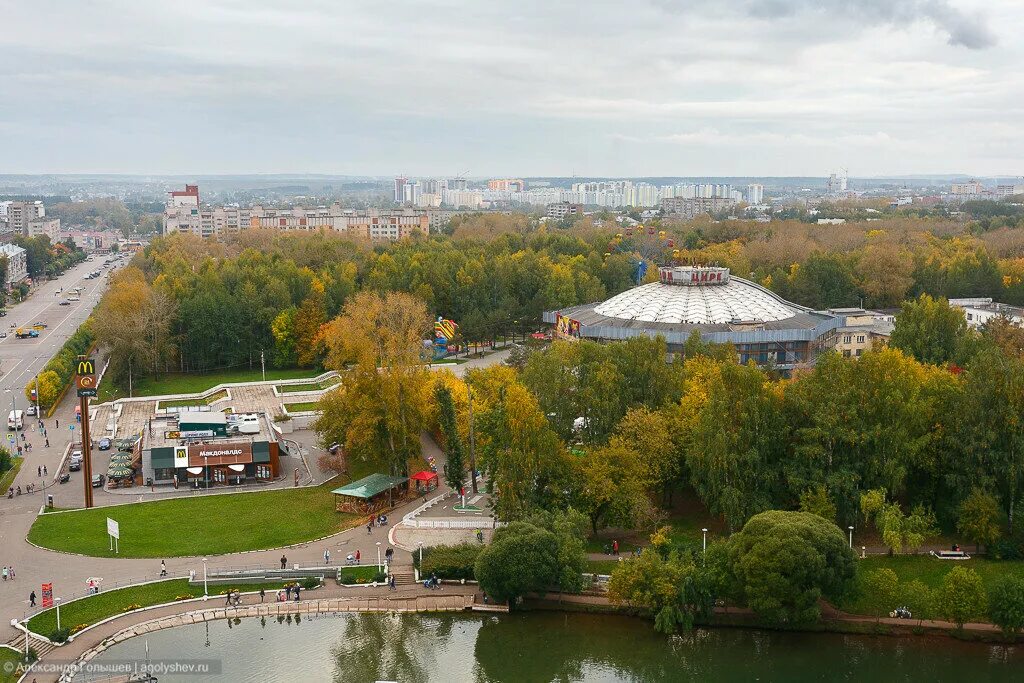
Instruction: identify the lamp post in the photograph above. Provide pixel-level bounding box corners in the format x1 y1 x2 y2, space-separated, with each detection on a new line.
202 558 208 600
55 597 62 631
701 528 708 554
376 541 382 571
848 526 854 549
418 541 423 567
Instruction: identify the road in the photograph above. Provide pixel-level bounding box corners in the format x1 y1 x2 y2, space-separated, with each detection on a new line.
0 255 121 408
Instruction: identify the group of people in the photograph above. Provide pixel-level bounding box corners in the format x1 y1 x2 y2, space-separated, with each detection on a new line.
2 566 15 581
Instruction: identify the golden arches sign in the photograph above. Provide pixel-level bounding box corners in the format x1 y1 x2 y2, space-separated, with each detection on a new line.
77 360 95 376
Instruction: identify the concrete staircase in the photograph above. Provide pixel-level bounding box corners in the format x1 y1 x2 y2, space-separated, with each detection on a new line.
6 632 58 661
390 565 417 587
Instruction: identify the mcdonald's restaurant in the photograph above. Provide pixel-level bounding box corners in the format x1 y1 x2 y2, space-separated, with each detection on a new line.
137 411 281 489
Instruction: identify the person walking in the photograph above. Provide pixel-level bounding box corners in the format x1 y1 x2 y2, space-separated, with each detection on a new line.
355 549 361 565
612 540 619 556
45 438 49 448
2 567 7 581
324 549 330 565
37 465 41 477
294 585 301 602
280 555 287 569
55 419 59 429
160 560 167 577
259 588 265 603
366 521 373 535
389 575 396 591
42 465 47 475
29 591 36 607
385 547 393 564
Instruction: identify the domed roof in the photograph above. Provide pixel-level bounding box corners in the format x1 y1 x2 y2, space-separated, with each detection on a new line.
594 277 799 325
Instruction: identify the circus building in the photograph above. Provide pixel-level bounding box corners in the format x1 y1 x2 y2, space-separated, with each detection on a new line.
543 265 845 369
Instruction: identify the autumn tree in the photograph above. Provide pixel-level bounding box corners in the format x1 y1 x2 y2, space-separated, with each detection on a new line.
24 370 62 410
889 294 970 366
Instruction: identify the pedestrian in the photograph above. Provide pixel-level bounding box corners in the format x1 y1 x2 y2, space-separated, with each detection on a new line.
225 592 232 606
324 549 330 565
355 549 361 565
281 555 287 569
389 575 396 591
612 540 619 556
29 591 36 607
45 438 49 448
294 585 300 602
259 587 265 603
10 566 15 580
2 567 7 581
17 446 22 456
37 465 41 477
385 547 393 564
367 521 372 534
189 569 195 582
42 465 47 475
55 419 59 428
160 560 167 577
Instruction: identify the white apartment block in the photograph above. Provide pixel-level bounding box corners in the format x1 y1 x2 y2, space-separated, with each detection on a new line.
747 184 764 205
5 200 45 235
950 180 983 196
949 298 1024 329
660 196 737 219
995 184 1024 197
0 243 28 288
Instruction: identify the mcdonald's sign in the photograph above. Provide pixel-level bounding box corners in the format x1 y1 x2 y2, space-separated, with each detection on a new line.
76 357 97 396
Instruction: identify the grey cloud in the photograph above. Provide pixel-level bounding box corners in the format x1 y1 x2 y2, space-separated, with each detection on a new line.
651 0 996 49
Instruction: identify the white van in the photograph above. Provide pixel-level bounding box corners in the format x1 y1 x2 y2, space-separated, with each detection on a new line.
7 410 23 430
232 414 261 435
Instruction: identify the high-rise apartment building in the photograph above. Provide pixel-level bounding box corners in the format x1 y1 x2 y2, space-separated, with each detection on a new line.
660 196 736 219
488 179 525 192
746 184 764 204
5 200 45 235
394 176 408 202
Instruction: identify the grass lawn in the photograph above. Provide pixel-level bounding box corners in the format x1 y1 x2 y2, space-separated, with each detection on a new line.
25 578 303 637
277 377 340 393
584 537 638 555
838 555 1024 617
0 458 23 493
586 558 627 574
98 368 319 402
28 481 358 558
284 401 320 413
338 565 384 583
0 647 30 683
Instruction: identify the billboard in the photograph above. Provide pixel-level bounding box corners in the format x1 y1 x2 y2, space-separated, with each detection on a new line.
173 446 188 469
555 313 581 340
187 442 253 467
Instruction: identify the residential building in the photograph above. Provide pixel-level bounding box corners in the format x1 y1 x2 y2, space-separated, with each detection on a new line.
448 177 468 191
817 308 895 358
995 183 1024 198
27 217 61 241
659 196 736 219
826 171 848 195
163 186 429 240
394 176 408 203
546 202 583 220
66 230 116 252
746 184 764 205
488 179 525 192
5 201 45 235
0 243 29 288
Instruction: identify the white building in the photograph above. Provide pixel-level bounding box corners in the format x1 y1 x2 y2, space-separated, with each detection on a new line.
747 184 764 205
0 243 28 289
950 180 983 196
28 217 61 241
949 298 1024 329
995 184 1024 198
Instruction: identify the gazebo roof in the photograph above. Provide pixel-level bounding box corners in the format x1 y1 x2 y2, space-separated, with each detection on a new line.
330 473 409 499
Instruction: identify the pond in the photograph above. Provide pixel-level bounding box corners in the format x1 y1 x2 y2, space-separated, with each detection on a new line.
82 611 1024 682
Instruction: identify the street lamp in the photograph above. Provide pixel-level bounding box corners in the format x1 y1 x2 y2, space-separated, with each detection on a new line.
418 541 423 567
55 597 62 631
701 528 708 554
202 558 208 600
848 526 854 549
376 541 382 571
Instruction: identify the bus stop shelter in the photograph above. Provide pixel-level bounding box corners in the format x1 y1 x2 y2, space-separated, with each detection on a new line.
331 473 409 513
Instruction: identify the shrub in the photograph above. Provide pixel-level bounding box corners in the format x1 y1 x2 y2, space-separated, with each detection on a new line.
339 575 356 585
121 603 143 612
50 627 70 643
373 571 387 583
174 594 195 601
419 543 483 580
301 577 321 590
69 623 89 635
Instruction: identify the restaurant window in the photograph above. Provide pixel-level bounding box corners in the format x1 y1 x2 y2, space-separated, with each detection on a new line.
154 468 175 481
256 465 272 480
212 468 227 484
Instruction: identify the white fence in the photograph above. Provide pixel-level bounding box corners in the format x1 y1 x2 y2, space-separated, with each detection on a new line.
406 518 497 530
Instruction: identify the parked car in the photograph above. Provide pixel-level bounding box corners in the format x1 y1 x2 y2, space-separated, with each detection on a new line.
25 406 37 417
58 300 71 306
69 450 83 471
91 474 105 488
98 438 112 450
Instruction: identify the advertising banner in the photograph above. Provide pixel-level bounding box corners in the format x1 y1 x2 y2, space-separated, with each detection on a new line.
555 313 581 340
173 446 188 469
41 583 53 609
188 442 253 467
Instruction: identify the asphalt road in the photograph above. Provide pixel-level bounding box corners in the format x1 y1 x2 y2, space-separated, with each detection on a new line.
0 255 125 409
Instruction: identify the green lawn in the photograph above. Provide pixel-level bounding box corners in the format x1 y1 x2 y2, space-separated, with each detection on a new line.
839 555 1024 617
25 578 302 638
277 377 340 393
98 368 320 402
586 558 626 574
284 401 320 413
28 481 357 558
0 458 23 494
0 647 30 683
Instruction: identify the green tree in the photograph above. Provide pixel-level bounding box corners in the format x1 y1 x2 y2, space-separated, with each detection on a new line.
727 511 857 625
889 294 969 366
474 522 560 606
862 568 900 616
435 383 465 493
988 575 1024 638
798 485 837 522
573 443 652 534
957 489 1002 552
940 566 987 629
524 508 588 595
902 579 934 624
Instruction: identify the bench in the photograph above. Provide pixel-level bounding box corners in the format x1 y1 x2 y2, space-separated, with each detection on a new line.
930 550 971 560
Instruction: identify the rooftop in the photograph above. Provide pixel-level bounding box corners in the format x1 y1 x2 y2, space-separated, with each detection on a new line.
331 473 409 499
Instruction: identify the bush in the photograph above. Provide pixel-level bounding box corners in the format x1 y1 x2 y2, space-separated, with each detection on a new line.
419 543 483 580
989 533 1024 561
373 571 387 583
339 575 356 585
50 627 70 643
121 603 143 612
301 577 321 590
69 623 89 635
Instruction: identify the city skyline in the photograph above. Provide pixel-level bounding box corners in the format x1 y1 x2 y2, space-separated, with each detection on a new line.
2 1 1022 177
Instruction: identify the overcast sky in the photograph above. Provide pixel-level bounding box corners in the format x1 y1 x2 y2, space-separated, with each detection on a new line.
2 0 1021 177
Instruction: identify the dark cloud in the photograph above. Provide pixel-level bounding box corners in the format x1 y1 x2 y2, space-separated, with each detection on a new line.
651 0 996 49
